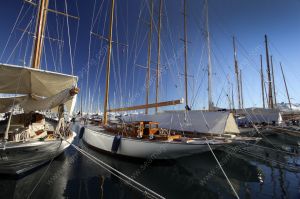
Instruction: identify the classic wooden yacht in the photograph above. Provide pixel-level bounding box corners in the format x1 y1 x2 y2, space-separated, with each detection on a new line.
82 0 260 160
0 0 79 175
0 65 78 175
83 112 260 159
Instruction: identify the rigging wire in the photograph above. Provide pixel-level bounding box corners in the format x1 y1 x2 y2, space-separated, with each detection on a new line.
23 6 36 67
85 0 106 112
71 0 80 74
64 0 74 75
43 40 48 70
0 2 25 61
6 17 34 63
90 0 108 112
46 25 59 71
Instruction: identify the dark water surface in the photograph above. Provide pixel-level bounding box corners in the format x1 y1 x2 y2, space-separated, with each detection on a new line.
1 123 300 199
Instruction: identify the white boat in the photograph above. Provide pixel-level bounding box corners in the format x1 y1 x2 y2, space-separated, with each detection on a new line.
82 126 260 159
0 0 80 175
82 111 260 159
0 64 78 175
83 126 221 159
0 131 76 175
81 0 260 159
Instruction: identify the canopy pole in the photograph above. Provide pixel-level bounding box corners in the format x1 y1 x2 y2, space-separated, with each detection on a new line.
108 99 183 112
4 111 13 142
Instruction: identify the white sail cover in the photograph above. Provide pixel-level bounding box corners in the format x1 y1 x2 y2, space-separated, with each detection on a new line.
236 108 282 124
122 110 240 135
0 64 78 114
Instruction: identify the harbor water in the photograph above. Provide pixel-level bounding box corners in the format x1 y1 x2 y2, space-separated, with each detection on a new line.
0 123 299 199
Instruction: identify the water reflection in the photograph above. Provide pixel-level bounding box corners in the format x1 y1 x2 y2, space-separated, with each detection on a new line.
0 123 299 199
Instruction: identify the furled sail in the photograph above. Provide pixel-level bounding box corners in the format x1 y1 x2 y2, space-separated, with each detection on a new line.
122 110 240 135
0 64 78 114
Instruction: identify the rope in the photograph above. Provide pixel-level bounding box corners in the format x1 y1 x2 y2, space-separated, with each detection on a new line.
62 138 165 199
205 137 240 199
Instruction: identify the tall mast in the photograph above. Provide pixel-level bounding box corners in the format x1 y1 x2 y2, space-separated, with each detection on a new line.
31 0 49 69
205 0 213 110
240 69 244 109
231 84 235 110
264 34 274 109
155 0 162 113
103 0 115 125
80 93 83 116
270 55 277 106
183 0 189 110
260 54 265 108
233 36 241 109
145 0 154 114
280 63 292 109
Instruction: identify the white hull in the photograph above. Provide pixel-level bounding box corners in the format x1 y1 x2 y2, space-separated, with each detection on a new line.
0 132 76 175
83 126 227 159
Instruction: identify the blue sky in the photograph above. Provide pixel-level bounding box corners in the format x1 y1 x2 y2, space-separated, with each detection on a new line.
0 0 300 113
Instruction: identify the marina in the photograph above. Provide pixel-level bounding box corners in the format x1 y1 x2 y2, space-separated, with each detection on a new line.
1 0 300 198
0 123 299 198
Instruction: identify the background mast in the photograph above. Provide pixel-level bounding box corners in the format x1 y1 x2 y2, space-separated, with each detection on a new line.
145 0 153 114
264 34 274 109
155 0 162 113
205 0 213 110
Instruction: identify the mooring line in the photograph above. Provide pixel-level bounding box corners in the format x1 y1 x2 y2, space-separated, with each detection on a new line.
63 138 165 199
205 138 240 199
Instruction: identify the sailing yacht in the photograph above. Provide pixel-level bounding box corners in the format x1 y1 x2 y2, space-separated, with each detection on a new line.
0 0 78 175
82 0 260 159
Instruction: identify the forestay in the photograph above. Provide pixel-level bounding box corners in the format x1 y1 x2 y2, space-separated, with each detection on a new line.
122 110 240 135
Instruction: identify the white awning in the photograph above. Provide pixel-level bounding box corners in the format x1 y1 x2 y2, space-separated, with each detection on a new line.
0 64 78 114
237 108 282 124
0 64 77 97
122 110 240 135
